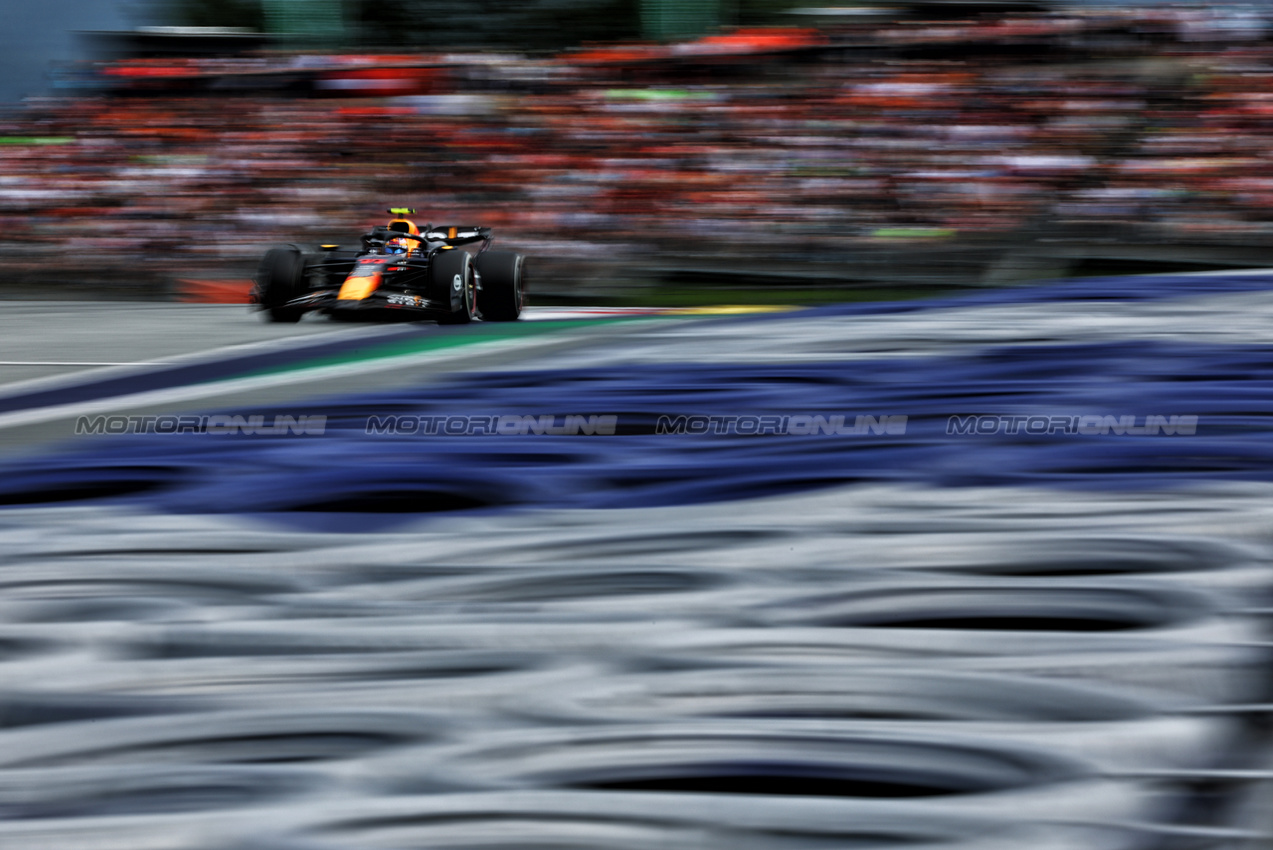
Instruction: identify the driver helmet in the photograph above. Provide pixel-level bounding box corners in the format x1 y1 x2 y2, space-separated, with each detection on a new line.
386 236 411 255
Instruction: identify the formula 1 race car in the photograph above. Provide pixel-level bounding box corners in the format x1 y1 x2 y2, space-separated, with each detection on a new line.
253 209 525 323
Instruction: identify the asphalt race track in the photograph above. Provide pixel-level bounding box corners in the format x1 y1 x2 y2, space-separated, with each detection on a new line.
0 301 701 391
0 302 690 458
1 281 1272 849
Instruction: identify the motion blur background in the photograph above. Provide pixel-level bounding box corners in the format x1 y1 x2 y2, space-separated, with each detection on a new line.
5 0 1273 302
6 4 1273 849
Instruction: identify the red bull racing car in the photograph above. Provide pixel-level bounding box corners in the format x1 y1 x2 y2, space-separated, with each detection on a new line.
253 209 525 323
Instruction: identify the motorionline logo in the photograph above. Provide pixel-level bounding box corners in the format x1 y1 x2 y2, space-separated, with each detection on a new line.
947 415 1198 436
75 415 327 436
360 414 907 436
655 415 907 436
366 414 618 436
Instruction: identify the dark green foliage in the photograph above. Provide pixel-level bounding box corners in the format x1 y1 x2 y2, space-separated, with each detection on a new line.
149 0 811 51
349 0 642 51
162 0 266 30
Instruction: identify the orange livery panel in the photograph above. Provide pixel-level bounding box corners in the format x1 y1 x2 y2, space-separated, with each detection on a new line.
338 257 388 300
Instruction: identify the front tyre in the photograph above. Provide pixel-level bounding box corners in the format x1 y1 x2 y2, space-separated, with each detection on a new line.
475 251 525 322
255 245 307 323
433 249 476 325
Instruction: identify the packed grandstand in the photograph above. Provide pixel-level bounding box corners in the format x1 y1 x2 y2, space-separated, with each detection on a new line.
1 6 1271 295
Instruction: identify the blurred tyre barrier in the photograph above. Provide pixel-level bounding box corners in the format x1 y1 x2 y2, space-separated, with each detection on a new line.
5 278 1273 846
508 665 1240 788
0 496 1270 847
0 709 443 773
0 762 320 821
509 665 1231 766
630 579 1264 705
516 666 1167 725
283 792 1188 850
845 534 1272 605
346 723 1167 846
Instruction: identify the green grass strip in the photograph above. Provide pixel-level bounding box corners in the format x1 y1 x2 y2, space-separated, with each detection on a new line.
235 317 652 383
0 136 75 145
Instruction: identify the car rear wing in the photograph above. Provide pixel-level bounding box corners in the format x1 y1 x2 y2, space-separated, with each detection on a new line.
423 226 493 249
361 224 493 252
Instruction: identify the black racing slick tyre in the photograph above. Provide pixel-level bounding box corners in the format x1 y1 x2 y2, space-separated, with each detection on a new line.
475 251 525 322
433 249 476 325
255 245 307 323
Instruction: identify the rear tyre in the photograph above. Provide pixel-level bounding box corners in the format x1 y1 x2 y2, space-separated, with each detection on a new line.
433 250 476 325
475 251 524 322
256 245 307 323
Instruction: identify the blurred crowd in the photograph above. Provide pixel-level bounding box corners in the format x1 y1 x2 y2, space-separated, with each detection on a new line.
2 5 1273 290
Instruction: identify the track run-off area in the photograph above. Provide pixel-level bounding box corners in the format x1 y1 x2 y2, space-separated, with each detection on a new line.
2 278 1273 848
0 302 771 457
